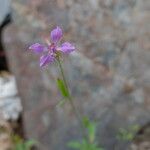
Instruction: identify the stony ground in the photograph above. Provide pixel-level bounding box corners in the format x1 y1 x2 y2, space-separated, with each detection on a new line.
130 123 150 150
0 120 12 150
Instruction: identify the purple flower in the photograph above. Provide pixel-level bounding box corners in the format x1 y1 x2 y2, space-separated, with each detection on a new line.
29 43 45 54
29 26 75 67
51 26 63 43
59 42 75 53
40 54 55 67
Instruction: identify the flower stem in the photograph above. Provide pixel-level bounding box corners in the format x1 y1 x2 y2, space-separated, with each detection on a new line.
56 57 88 140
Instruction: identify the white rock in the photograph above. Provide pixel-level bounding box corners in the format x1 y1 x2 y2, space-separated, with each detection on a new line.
0 74 22 120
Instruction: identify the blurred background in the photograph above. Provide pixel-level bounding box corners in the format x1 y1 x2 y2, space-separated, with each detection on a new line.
0 0 150 150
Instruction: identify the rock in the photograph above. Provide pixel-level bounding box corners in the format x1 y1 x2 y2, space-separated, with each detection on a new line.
0 120 13 150
0 0 11 25
0 71 22 120
3 0 150 149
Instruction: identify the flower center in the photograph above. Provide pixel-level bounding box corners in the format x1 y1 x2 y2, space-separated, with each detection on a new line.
49 43 56 53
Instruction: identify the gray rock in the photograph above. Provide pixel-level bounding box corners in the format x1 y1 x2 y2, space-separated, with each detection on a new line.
0 0 11 25
3 0 150 149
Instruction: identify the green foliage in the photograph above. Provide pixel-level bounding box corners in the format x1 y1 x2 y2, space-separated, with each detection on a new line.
117 125 140 142
68 140 103 150
56 98 66 107
82 117 96 143
12 135 37 150
56 78 69 98
68 117 103 150
56 59 103 150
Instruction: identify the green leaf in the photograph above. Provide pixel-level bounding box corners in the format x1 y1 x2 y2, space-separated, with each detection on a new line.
82 117 96 143
68 141 81 149
12 134 37 150
117 127 136 141
130 125 140 132
68 139 104 150
88 123 96 143
82 117 91 128
15 143 24 150
56 98 66 107
126 133 134 141
25 140 37 150
56 78 69 98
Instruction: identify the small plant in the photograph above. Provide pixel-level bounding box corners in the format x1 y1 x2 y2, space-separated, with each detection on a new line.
12 135 37 150
28 26 103 149
117 125 140 142
68 117 103 150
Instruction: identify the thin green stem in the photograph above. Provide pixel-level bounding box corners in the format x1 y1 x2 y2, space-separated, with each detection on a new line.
56 57 88 140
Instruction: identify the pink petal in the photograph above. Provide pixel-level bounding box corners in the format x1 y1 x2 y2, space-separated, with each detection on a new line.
29 43 45 54
50 26 63 43
59 42 75 54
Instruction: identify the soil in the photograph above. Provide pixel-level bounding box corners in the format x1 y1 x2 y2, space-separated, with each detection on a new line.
130 123 150 150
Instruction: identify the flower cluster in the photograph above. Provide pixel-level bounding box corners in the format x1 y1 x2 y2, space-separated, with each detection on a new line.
29 26 75 67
